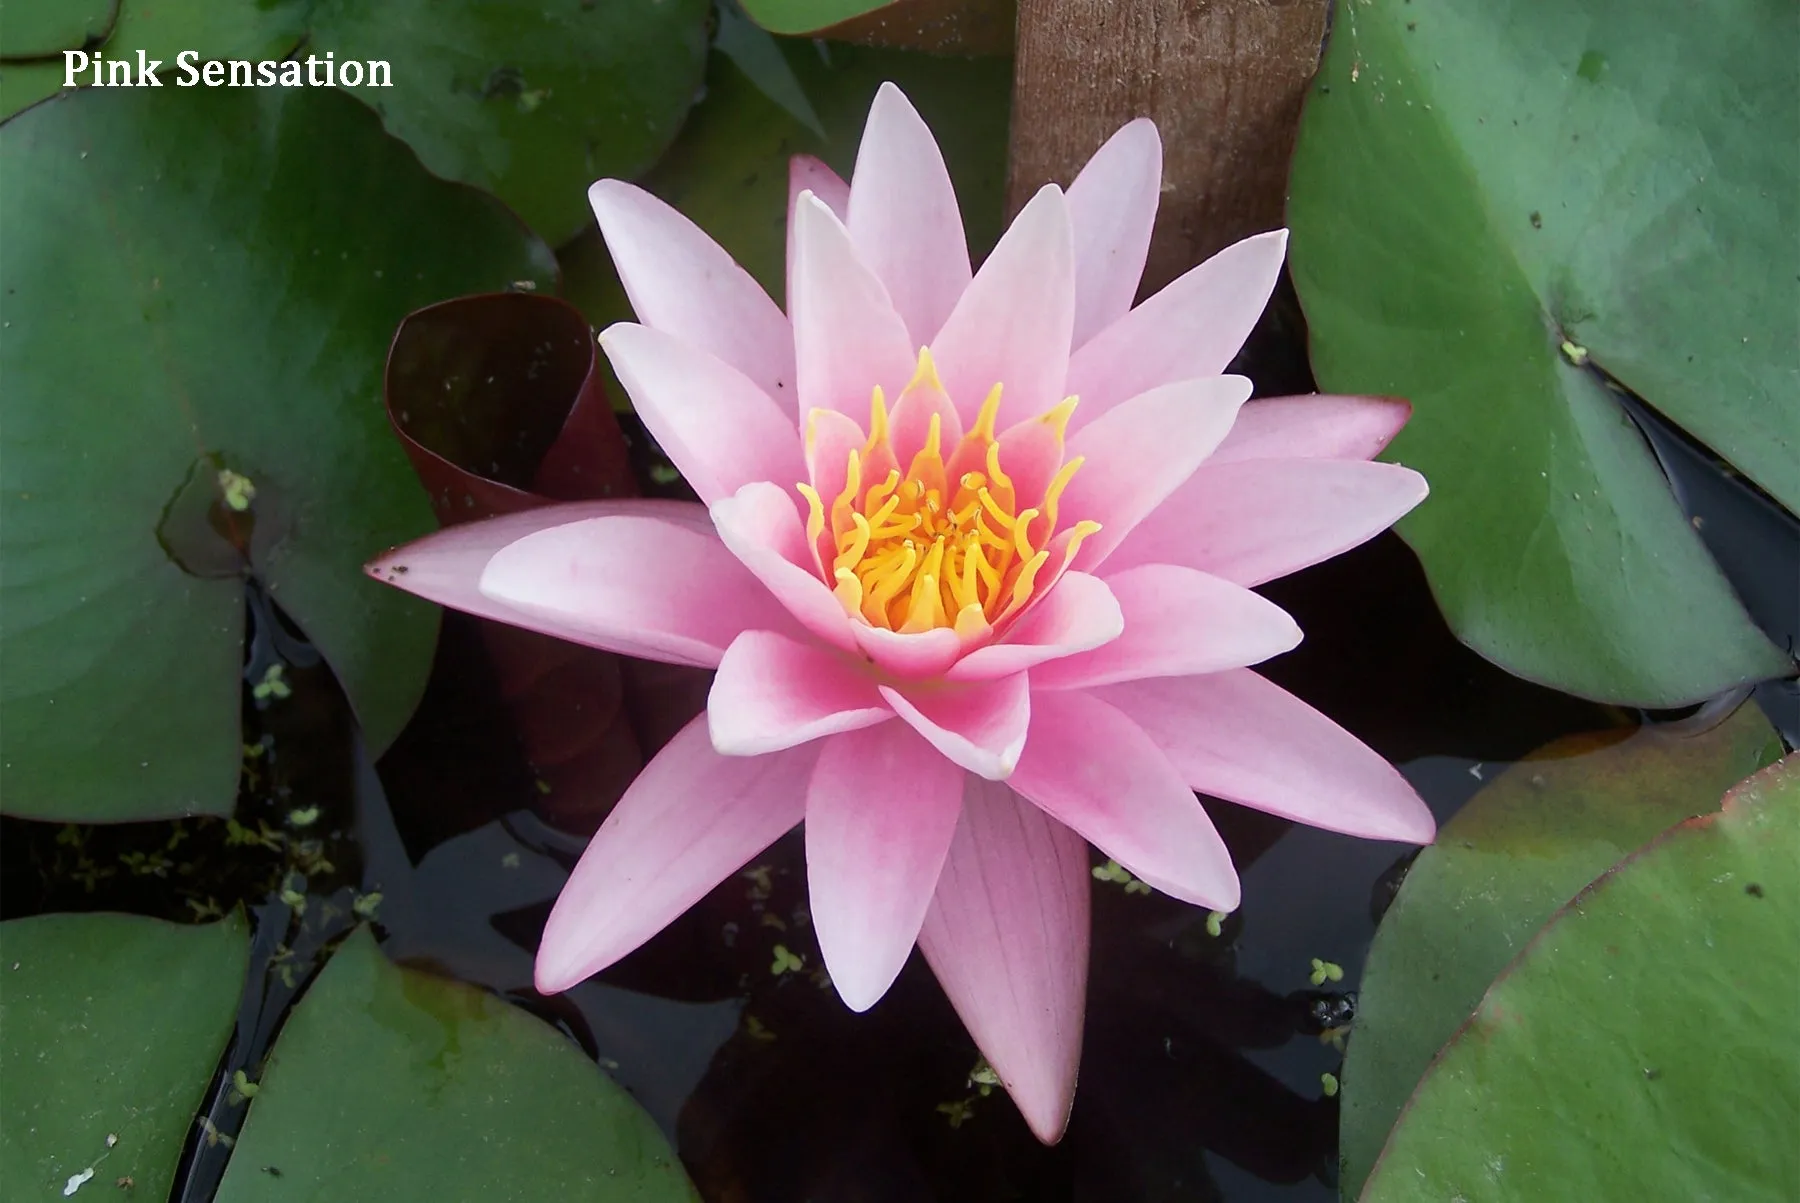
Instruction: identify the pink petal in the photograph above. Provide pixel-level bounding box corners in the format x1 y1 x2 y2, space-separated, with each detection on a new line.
805 407 867 497
991 410 1071 514
600 324 801 506
806 723 964 1011
787 154 850 306
852 624 965 680
1010 689 1239 910
917 777 1089 1144
930 184 1076 427
887 365 965 469
881 673 1030 780
846 83 972 347
1065 229 1288 427
1094 670 1435 843
1208 394 1412 465
535 715 820 992
470 514 795 667
711 482 859 653
589 180 795 405
366 498 712 620
708 630 892 755
1061 375 1252 567
1100 458 1430 585
1066 117 1162 350
791 193 918 426
947 572 1123 681
803 407 868 569
1032 565 1301 690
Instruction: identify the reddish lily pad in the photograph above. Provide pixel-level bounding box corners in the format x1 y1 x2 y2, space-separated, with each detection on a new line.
382 292 665 833
1362 754 1800 1202
1288 0 1796 706
0 85 554 822
1338 702 1781 1197
386 293 636 519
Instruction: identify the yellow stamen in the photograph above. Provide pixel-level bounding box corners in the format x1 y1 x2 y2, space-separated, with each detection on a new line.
797 482 826 552
1039 455 1084 534
834 512 873 573
800 351 1095 634
1039 395 1080 442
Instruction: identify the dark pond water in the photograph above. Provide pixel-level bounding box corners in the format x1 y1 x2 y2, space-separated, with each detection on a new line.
4 274 1792 1203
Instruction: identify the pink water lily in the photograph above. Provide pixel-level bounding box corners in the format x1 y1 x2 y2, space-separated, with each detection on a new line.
367 83 1434 1143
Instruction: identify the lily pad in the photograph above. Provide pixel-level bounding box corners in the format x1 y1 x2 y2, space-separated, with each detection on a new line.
215 927 700 1202
386 293 636 518
0 59 63 119
0 912 249 1201
383 292 648 833
303 0 709 244
0 0 117 58
1288 0 1796 706
739 0 898 36
0 0 308 122
1337 702 1780 1196
0 85 555 822
1362 754 1800 1202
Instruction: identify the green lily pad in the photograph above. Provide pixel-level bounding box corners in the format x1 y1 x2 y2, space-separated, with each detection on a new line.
1362 754 1800 1202
0 913 248 1200
98 0 303 68
303 0 708 244
739 0 897 36
0 59 62 119
2 0 706 241
561 38 1013 366
0 85 555 822
1338 703 1780 1197
0 0 308 121
1288 0 1796 706
215 927 699 1202
0 0 117 58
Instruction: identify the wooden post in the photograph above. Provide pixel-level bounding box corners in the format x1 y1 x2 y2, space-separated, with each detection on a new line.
1007 0 1330 293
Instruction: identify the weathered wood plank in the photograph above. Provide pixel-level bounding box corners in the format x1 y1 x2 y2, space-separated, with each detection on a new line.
1008 0 1329 291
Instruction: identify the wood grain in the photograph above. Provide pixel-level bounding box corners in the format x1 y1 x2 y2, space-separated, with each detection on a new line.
1008 0 1329 292
823 0 1017 56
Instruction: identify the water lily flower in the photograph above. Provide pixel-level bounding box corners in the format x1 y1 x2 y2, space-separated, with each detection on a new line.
367 83 1434 1143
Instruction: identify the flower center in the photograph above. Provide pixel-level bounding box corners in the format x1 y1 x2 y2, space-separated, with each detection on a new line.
798 350 1100 637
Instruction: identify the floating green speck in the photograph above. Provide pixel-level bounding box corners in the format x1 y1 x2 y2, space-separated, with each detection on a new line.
218 468 257 512
252 663 292 701
229 1068 259 1104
